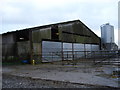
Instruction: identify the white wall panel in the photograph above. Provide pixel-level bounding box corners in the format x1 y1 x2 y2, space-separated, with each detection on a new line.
91 45 99 51
42 41 100 62
42 41 62 62
63 43 72 60
74 44 84 59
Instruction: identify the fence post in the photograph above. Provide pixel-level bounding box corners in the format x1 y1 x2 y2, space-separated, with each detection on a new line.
93 51 95 64
67 51 68 60
72 43 74 60
52 52 53 62
84 44 86 58
61 42 64 61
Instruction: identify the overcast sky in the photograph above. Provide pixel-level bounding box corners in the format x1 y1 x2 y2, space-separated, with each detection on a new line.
0 0 119 47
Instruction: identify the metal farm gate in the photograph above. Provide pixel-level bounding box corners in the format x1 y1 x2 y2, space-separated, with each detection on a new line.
42 41 100 62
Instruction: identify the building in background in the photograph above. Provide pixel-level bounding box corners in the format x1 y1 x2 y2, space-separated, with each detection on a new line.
100 23 118 50
2 20 101 63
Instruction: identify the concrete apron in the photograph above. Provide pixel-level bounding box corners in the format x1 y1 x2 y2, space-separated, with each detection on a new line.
2 65 119 88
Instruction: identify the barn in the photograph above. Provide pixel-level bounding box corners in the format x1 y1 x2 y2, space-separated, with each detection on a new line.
2 20 101 63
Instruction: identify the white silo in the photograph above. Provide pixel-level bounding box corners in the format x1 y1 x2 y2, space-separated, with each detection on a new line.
100 23 114 44
100 23 115 50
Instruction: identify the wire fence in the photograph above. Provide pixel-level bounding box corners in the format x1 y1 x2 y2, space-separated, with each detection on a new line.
2 48 119 65
41 50 119 65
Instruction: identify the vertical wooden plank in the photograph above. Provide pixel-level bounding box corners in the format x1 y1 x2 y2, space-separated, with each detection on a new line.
40 42 42 63
29 30 33 62
61 42 64 61
90 44 92 58
84 44 86 58
72 42 74 60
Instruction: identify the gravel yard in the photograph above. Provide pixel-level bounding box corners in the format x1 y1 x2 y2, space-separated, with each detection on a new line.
2 62 119 88
2 73 102 88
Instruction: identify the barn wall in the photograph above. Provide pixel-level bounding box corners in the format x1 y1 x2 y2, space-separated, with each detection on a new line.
59 22 100 45
72 22 100 44
17 41 30 61
2 33 17 62
32 21 101 45
32 27 51 63
32 42 42 63
59 23 74 42
2 20 101 63
2 31 31 63
32 21 101 62
32 27 51 43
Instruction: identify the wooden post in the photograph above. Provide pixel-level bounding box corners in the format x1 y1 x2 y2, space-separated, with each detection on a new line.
72 43 74 60
91 44 92 57
29 30 33 63
61 42 64 61
84 44 86 58
40 42 42 63
52 52 53 62
67 51 68 60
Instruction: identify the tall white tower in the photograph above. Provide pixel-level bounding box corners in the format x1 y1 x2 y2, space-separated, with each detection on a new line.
100 23 115 50
101 23 114 44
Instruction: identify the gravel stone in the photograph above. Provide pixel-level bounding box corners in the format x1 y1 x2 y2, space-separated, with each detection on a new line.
2 73 104 88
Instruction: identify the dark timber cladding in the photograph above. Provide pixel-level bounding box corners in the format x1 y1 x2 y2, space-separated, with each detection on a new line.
2 20 101 63
32 20 100 44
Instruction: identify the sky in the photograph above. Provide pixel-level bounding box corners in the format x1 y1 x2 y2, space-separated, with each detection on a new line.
0 0 119 47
